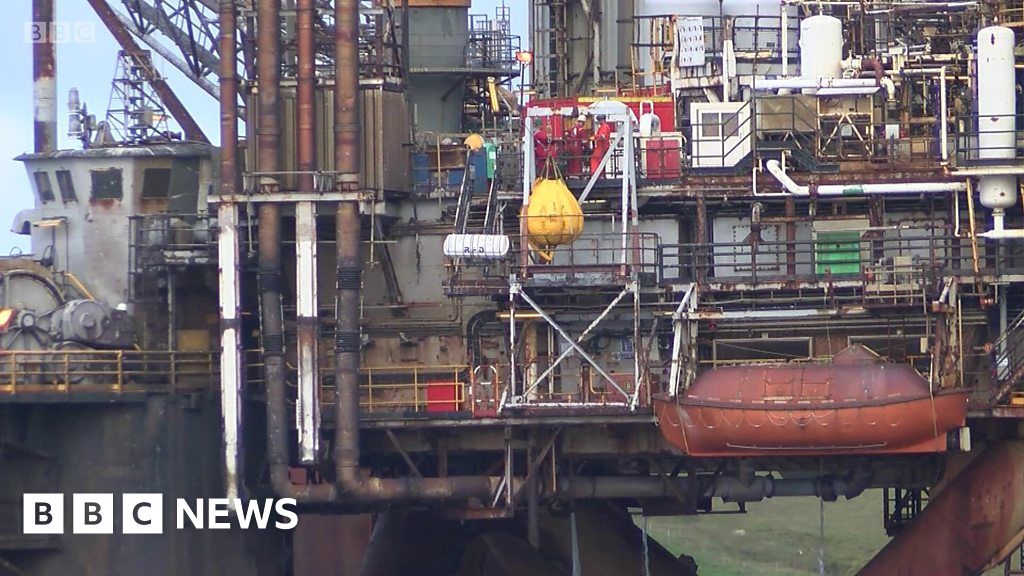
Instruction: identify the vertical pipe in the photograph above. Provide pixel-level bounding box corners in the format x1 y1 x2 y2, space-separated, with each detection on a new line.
527 433 540 549
218 203 243 500
295 0 320 464
335 201 362 487
335 0 360 182
297 0 316 193
295 202 320 463
939 66 948 162
335 0 363 488
256 0 293 493
33 0 57 153
781 4 788 77
257 0 282 178
218 0 243 501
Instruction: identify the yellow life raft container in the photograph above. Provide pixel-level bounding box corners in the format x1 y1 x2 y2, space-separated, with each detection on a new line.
526 177 584 261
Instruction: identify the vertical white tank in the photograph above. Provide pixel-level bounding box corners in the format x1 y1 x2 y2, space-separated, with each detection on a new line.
799 15 843 79
977 25 1018 209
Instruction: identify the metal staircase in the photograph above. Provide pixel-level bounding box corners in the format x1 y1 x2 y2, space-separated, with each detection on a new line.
992 308 1024 405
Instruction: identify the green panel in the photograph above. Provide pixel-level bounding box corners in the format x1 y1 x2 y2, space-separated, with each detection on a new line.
815 231 862 275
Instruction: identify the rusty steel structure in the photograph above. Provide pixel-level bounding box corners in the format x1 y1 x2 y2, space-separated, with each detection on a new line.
6 0 1024 575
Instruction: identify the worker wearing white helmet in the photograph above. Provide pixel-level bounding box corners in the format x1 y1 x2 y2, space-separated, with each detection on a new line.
566 113 590 177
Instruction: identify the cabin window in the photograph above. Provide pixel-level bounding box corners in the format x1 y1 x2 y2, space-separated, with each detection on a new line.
90 168 123 200
700 112 720 138
710 337 813 366
141 167 172 199
55 170 77 202
33 171 55 203
723 112 739 137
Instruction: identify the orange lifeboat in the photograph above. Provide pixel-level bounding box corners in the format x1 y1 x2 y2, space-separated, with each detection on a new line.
653 345 969 457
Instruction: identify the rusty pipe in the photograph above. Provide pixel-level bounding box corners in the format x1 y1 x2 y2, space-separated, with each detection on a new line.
330 2 491 499
218 0 243 501
33 0 56 153
254 0 329 502
335 0 360 183
257 0 281 178
297 0 316 192
219 0 238 198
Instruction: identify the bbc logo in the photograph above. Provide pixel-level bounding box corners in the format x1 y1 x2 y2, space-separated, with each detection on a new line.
24 22 96 44
24 494 298 534
24 494 162 535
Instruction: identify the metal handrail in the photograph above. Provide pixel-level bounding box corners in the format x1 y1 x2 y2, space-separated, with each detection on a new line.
0 349 216 394
658 233 1024 285
349 364 469 413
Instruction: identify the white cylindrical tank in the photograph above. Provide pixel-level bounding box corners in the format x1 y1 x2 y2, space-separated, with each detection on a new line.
977 25 1018 209
443 234 510 261
639 113 661 137
799 15 843 80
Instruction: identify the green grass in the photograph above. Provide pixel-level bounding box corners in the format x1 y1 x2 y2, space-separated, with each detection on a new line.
642 490 890 576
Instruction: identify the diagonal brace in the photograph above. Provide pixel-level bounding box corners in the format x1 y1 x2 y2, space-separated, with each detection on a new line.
515 289 632 404
519 286 631 401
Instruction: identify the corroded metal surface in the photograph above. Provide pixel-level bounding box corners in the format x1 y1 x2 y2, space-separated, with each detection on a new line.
858 441 1024 576
654 347 969 456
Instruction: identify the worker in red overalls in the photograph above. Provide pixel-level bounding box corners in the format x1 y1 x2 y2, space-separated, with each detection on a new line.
565 114 589 178
533 121 551 177
590 114 612 177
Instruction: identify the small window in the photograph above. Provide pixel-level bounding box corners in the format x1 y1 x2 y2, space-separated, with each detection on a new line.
91 168 123 200
723 113 739 137
141 168 172 199
55 170 77 202
701 112 720 138
33 171 55 203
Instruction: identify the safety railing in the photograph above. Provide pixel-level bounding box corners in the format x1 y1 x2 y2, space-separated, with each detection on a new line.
517 229 661 286
658 232 1024 287
953 112 1024 166
129 213 215 267
508 354 643 407
0 350 216 395
356 364 468 414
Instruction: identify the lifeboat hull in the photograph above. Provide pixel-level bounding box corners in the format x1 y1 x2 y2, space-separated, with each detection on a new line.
653 346 970 457
653 391 969 457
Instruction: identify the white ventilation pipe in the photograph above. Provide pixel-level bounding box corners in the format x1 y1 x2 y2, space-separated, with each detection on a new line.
765 159 967 196
754 77 878 91
765 159 809 194
978 209 1024 239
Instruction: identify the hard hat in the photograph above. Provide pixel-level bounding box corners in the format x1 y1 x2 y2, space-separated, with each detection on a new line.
463 133 485 150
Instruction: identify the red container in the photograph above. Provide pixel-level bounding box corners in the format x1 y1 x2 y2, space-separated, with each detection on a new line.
426 381 460 413
644 137 682 179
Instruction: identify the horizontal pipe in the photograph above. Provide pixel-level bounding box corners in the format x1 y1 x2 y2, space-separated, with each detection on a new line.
766 160 966 196
553 475 869 502
755 77 878 91
817 182 966 195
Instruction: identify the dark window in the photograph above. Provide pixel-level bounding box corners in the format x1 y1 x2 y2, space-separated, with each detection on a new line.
723 112 739 137
55 170 77 202
33 171 55 203
141 168 172 199
701 112 720 138
90 168 123 200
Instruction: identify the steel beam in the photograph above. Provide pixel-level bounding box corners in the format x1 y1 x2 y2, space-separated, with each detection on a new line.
858 441 1024 575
